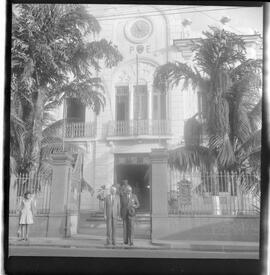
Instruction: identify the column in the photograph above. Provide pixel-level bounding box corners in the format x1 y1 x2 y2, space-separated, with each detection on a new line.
151 148 169 216
47 152 74 237
129 84 134 135
148 83 152 135
150 148 169 240
129 84 134 120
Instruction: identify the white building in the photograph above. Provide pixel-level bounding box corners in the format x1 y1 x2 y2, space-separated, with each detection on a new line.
53 5 262 213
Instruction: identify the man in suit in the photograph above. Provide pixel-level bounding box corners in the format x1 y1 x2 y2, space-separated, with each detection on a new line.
119 179 130 244
120 185 140 246
119 179 130 197
104 186 120 246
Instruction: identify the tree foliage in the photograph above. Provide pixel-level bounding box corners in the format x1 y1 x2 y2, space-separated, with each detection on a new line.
11 4 123 174
153 27 262 173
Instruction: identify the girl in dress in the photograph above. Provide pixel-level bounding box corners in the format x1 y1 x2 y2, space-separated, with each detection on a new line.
19 191 35 241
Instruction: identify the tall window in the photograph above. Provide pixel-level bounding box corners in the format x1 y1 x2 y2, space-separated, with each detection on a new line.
134 85 148 120
66 98 85 122
152 90 166 120
116 86 129 121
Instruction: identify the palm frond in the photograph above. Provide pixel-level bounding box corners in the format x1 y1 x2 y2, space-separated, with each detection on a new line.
153 62 201 91
168 145 216 172
248 98 262 131
209 133 235 168
230 59 262 83
195 27 246 72
61 80 106 114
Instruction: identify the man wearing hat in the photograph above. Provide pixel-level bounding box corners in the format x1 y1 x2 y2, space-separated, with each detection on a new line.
120 185 140 246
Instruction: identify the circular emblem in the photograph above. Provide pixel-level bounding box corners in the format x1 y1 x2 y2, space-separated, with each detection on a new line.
124 18 153 43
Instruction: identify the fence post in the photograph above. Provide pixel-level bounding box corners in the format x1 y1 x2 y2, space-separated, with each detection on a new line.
150 148 169 239
47 152 73 238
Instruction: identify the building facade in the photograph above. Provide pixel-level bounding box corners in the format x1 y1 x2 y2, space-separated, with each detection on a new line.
8 5 262 241
53 5 262 216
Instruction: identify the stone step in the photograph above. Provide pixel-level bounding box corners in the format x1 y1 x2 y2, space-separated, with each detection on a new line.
80 212 151 223
78 211 151 239
78 222 151 239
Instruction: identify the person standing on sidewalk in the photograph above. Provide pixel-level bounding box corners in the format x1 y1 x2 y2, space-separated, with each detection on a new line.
18 191 36 241
104 186 120 246
120 186 140 246
119 179 130 244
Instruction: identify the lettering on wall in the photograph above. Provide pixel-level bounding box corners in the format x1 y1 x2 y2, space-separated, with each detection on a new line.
129 44 151 55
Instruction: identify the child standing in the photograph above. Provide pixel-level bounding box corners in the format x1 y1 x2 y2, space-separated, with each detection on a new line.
19 191 35 241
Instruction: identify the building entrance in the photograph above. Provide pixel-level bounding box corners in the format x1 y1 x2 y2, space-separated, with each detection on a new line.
116 164 150 213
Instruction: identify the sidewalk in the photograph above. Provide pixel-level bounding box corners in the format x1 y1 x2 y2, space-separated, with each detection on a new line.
9 235 164 250
9 234 259 252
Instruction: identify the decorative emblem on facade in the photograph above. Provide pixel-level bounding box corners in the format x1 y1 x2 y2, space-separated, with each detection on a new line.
124 17 153 44
136 45 144 54
116 61 156 84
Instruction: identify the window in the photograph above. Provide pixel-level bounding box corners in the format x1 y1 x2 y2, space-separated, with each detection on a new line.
66 98 85 122
134 85 148 120
116 86 129 121
153 90 166 120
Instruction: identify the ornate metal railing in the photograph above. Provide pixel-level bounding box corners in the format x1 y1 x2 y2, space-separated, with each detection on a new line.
107 120 171 137
9 172 52 215
65 122 96 138
168 170 260 216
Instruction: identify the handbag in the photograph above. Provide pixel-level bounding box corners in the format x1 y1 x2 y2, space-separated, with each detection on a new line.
128 205 136 217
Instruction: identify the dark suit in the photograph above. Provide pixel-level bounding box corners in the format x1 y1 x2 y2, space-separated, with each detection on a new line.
120 193 140 245
104 194 120 245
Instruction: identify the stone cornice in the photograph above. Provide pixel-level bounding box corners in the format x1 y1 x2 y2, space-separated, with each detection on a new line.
173 34 262 52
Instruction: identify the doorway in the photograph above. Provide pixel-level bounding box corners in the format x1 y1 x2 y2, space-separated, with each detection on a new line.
116 164 150 213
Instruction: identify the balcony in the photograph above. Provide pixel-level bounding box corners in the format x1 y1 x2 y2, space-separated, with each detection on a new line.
107 120 172 139
65 122 96 138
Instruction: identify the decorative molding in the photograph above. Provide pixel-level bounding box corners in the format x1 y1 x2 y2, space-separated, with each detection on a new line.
150 148 169 162
115 153 150 165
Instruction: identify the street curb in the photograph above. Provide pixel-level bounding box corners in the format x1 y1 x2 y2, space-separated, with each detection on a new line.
151 240 259 252
9 237 259 252
9 241 259 252
9 242 167 250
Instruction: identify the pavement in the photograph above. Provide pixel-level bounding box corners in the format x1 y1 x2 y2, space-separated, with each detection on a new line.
9 234 259 252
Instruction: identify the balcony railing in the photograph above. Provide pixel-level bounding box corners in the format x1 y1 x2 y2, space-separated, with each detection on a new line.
107 120 171 137
65 122 96 138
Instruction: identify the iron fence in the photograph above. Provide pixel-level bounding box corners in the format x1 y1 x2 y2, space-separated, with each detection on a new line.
168 170 260 216
9 172 52 215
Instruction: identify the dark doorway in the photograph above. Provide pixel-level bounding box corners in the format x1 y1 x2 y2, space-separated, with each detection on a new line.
116 164 150 213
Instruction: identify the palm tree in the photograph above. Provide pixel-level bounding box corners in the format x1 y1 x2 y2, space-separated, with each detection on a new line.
11 4 123 174
153 27 262 213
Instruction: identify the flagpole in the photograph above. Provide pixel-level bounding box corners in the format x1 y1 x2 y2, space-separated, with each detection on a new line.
136 54 139 87
62 98 66 152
